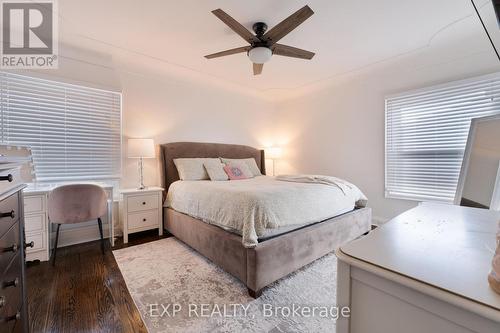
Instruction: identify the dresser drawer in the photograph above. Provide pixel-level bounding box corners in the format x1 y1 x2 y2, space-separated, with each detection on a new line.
25 214 45 233
11 306 25 333
128 210 158 230
25 232 44 252
24 195 45 214
0 253 22 326
127 194 158 212
0 193 18 239
0 167 22 198
0 223 19 277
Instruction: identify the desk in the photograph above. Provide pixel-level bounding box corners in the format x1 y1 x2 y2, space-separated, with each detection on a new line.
336 202 500 333
23 183 115 262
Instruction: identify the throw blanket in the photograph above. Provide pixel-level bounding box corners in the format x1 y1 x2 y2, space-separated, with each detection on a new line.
277 175 358 195
166 176 367 248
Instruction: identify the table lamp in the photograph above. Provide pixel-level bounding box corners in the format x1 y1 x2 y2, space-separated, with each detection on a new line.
128 138 155 189
266 146 283 176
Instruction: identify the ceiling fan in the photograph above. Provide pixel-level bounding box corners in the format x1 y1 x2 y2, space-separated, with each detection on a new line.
205 5 315 75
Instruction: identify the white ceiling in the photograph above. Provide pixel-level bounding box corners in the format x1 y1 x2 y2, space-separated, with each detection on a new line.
55 0 496 95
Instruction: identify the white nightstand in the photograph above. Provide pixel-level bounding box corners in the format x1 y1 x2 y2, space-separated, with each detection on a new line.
119 187 164 243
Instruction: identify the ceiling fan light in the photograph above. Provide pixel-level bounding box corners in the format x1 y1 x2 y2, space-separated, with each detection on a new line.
248 47 272 64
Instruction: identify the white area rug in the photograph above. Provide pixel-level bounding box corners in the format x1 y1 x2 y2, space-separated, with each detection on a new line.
113 238 339 333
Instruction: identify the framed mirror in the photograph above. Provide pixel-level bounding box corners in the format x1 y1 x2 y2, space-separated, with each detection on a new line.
455 115 500 209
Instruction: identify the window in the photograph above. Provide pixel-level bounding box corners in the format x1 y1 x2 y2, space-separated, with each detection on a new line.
385 73 500 202
0 72 122 182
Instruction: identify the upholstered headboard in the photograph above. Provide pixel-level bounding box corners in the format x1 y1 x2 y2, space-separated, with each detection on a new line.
160 142 266 193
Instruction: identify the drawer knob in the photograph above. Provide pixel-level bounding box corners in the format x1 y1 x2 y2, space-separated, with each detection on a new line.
0 296 5 308
142 202 146 205
2 243 17 253
0 174 13 182
0 210 15 219
24 241 34 249
3 278 19 288
143 218 147 222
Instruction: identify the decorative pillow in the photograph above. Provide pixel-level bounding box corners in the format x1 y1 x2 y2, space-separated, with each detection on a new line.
203 160 229 181
220 158 262 177
223 164 250 180
173 158 219 180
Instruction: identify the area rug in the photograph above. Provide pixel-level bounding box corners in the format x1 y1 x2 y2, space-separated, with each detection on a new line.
113 238 339 333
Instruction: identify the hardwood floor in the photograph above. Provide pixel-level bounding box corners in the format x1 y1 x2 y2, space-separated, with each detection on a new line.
27 230 169 332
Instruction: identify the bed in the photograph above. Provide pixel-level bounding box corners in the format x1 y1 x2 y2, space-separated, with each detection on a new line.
160 142 372 297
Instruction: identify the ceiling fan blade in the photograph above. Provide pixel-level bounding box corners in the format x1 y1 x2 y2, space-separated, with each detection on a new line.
272 44 315 60
211 9 260 44
253 63 263 75
263 5 314 45
205 46 250 59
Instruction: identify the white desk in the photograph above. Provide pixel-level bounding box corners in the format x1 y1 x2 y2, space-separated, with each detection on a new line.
336 202 500 333
23 183 115 261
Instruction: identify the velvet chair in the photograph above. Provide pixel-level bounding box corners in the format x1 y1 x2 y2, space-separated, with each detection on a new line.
47 184 108 265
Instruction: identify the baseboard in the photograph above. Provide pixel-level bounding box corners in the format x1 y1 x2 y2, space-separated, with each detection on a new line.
50 224 122 248
372 215 389 225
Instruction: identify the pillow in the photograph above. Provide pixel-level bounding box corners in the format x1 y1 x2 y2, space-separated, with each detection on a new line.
203 160 229 181
223 164 251 180
173 158 219 180
220 158 262 177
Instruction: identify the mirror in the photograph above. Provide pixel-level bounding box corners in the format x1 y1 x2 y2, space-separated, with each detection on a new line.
471 0 500 57
455 115 500 209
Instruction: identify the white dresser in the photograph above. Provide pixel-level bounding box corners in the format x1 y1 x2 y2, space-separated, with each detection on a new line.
336 203 500 333
23 183 115 261
119 187 163 243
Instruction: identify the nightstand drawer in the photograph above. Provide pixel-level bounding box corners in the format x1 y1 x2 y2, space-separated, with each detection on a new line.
127 194 158 212
25 214 45 233
24 195 45 214
128 210 158 230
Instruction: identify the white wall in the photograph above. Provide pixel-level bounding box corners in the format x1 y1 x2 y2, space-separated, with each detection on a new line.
273 50 500 222
12 45 276 190
15 27 500 224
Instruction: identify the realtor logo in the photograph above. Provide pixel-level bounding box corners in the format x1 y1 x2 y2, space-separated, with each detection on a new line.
0 0 58 68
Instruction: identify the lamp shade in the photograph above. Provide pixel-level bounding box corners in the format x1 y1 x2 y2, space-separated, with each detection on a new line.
128 138 155 158
248 47 272 64
266 146 283 159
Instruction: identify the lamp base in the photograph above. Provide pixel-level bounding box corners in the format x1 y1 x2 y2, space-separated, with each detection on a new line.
137 157 146 190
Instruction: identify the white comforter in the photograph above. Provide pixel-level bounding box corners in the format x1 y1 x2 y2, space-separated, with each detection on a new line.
165 176 367 248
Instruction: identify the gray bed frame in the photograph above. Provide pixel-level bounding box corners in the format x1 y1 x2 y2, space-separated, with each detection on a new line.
160 142 371 297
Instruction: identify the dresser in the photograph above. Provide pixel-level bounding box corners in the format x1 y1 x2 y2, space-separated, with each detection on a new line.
119 187 163 243
336 203 500 333
0 172 29 332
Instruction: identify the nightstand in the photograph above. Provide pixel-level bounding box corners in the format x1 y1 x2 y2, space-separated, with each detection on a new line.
119 187 164 243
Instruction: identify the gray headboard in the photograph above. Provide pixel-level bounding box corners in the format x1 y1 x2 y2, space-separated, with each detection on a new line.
160 142 266 193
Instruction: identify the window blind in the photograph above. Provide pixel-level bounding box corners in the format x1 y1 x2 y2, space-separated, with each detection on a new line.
0 72 122 182
385 73 500 202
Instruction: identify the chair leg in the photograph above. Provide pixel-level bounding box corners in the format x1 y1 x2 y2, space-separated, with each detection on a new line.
52 224 61 266
97 218 104 255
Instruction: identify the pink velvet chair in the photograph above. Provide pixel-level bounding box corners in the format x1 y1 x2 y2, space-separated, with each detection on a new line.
47 184 108 265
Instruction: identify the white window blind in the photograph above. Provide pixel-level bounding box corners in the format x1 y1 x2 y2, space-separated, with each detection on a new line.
385 73 500 202
0 72 122 182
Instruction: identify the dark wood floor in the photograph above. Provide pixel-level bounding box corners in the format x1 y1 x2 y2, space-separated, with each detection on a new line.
26 230 169 333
